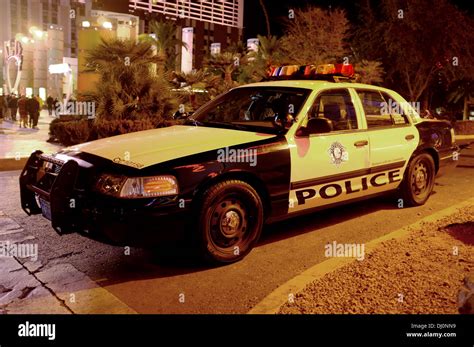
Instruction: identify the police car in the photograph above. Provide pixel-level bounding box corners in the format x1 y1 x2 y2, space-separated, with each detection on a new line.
20 64 459 263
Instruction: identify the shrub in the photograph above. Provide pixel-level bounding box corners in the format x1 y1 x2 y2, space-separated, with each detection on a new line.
92 119 156 139
49 115 86 140
454 121 474 135
52 119 91 146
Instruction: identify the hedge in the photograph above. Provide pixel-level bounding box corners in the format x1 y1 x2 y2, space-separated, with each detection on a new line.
49 117 179 146
454 121 474 135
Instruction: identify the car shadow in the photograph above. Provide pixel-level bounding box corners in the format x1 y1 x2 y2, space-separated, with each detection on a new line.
259 195 399 246
91 193 406 286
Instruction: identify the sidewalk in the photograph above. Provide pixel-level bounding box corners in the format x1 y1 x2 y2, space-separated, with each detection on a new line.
0 210 136 314
268 200 474 314
0 110 62 171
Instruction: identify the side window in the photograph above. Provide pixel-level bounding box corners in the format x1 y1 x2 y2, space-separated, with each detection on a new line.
309 89 358 131
357 90 409 128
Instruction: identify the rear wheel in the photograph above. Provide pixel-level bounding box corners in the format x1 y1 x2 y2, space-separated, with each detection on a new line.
399 153 436 206
196 180 264 263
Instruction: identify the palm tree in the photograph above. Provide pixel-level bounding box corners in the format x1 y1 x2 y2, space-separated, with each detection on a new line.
240 35 283 83
83 38 178 124
139 20 187 73
259 0 271 36
206 51 246 87
447 79 474 120
171 69 222 109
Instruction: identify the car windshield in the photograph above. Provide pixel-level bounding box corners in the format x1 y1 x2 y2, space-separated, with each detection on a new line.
187 87 311 134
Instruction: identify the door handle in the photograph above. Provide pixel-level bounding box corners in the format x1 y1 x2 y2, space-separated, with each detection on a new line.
354 140 369 147
405 134 415 140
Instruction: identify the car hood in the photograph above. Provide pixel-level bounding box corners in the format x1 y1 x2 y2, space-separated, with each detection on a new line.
66 125 276 169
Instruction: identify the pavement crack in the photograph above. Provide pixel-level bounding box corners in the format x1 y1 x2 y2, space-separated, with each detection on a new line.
8 267 23 273
13 256 75 314
47 251 82 262
18 286 36 300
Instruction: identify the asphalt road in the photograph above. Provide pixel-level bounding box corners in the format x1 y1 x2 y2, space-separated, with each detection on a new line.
1 147 473 314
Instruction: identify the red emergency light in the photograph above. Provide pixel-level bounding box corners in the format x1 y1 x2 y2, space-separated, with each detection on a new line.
268 63 355 81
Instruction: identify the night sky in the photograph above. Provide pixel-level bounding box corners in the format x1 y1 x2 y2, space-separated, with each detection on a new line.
243 0 474 40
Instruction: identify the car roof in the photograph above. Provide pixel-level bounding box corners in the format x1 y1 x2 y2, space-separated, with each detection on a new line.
236 80 395 94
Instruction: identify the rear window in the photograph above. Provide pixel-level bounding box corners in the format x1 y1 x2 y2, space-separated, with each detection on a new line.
357 90 410 128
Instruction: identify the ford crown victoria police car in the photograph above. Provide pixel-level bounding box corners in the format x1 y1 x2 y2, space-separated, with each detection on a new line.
20 64 459 263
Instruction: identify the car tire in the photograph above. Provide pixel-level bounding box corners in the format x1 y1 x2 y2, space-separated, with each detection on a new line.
196 180 264 263
399 153 436 206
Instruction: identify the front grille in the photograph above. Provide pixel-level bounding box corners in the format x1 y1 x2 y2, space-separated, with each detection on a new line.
34 155 65 194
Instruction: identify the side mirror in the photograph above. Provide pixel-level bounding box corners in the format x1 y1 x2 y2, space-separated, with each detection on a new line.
296 118 333 136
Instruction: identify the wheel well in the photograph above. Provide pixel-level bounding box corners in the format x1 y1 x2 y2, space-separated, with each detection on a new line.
192 172 272 217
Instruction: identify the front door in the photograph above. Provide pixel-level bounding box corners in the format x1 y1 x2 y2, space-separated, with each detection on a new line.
288 88 371 213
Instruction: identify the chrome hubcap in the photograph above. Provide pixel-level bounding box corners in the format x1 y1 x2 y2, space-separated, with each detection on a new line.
221 210 241 237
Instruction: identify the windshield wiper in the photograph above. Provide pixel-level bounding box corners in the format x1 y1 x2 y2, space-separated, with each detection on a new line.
204 121 248 131
184 118 205 127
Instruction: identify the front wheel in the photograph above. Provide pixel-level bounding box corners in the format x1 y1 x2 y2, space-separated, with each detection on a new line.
196 180 264 263
399 153 436 206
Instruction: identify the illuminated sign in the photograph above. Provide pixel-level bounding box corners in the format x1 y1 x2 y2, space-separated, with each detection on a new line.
3 40 23 94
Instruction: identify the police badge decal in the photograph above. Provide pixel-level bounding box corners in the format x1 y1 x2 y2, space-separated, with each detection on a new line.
328 142 349 167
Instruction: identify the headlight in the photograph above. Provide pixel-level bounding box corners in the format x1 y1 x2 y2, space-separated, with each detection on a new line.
96 174 178 198
95 174 127 196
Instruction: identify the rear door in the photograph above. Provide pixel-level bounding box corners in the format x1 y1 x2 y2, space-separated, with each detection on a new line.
353 88 419 192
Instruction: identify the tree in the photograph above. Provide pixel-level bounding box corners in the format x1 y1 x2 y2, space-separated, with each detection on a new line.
205 51 247 95
170 69 222 109
83 38 178 123
280 7 350 66
259 0 271 36
241 35 284 83
139 20 187 72
354 60 384 84
279 6 384 83
355 0 474 103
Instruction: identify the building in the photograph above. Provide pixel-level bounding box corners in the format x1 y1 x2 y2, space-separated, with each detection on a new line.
76 8 139 94
0 0 83 98
128 0 244 71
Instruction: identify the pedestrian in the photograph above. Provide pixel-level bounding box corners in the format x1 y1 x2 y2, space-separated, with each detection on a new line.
53 98 60 117
0 95 4 119
8 94 18 122
27 95 40 129
46 95 54 116
17 95 29 128
3 95 9 119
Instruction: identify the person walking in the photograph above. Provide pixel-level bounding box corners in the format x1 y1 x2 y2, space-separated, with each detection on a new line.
46 95 54 116
53 97 60 117
3 95 9 119
0 95 4 119
27 95 40 129
8 94 18 122
17 95 29 128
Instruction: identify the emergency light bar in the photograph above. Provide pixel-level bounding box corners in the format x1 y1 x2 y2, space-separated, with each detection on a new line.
268 63 355 82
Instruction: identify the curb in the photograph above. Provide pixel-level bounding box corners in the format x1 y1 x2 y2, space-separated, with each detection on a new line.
0 157 28 172
248 197 474 314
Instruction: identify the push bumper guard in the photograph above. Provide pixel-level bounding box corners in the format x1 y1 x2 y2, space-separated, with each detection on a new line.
20 150 79 234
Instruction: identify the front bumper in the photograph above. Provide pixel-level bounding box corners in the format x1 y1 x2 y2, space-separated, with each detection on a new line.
19 151 190 246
